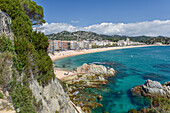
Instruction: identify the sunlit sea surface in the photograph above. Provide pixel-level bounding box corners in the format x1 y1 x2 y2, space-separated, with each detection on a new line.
54 46 170 113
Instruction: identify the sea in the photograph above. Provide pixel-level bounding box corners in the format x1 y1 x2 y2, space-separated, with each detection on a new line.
54 46 170 113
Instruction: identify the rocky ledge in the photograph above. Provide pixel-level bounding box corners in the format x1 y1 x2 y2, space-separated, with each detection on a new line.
131 79 170 98
62 63 116 113
65 63 116 87
77 63 116 77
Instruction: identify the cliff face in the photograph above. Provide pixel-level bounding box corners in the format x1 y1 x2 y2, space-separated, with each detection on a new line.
30 78 76 113
0 10 76 113
0 10 13 40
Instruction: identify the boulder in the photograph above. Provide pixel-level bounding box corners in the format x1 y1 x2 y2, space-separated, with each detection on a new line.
131 79 170 97
76 63 116 76
144 79 162 89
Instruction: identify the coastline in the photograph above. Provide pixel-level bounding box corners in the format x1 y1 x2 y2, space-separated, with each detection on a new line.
51 45 170 112
50 45 153 61
52 45 153 80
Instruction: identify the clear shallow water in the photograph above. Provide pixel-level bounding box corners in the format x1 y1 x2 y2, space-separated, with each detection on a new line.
54 46 170 113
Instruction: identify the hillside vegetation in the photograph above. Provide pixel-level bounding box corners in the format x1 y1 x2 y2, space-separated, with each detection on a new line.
47 31 170 44
0 0 55 112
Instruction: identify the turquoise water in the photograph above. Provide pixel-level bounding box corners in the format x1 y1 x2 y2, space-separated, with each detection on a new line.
54 46 170 113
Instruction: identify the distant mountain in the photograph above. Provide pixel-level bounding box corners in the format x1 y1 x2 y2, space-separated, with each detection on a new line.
46 31 170 44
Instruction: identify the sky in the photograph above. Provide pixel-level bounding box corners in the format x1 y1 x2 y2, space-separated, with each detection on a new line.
34 0 170 36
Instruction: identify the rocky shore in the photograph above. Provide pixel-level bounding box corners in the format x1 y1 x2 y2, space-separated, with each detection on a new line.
131 79 170 98
129 79 170 113
61 63 116 112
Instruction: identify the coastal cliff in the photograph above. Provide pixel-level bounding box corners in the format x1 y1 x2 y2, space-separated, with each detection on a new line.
0 2 77 113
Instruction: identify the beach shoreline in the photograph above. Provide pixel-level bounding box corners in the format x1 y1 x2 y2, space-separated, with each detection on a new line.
51 45 153 80
50 45 153 62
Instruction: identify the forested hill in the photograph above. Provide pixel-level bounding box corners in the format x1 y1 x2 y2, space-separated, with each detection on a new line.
46 31 170 44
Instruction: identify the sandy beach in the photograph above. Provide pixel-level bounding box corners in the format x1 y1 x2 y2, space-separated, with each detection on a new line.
51 45 152 80
54 68 76 80
50 45 152 61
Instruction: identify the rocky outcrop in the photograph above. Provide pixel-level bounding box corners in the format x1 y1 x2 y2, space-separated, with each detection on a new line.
62 64 116 112
0 9 13 40
0 88 15 112
29 78 76 113
131 79 170 98
64 63 116 87
77 63 116 76
130 80 170 113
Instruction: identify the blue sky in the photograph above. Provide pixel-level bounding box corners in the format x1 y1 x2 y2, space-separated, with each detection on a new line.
34 0 170 36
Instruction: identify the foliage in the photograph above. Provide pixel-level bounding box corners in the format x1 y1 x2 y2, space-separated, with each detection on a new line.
129 97 170 113
0 52 13 88
20 0 45 25
0 36 13 88
0 36 13 52
9 81 37 113
0 0 55 112
0 0 55 85
47 31 170 44
58 79 68 92
0 92 4 99
55 111 59 113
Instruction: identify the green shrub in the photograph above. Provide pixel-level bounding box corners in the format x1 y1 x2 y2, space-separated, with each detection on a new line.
0 36 13 52
0 92 4 99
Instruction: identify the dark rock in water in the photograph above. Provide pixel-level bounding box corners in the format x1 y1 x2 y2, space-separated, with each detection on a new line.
159 69 170 73
61 64 70 68
163 81 170 86
153 64 170 69
131 86 142 96
62 64 66 67
129 68 142 72
93 61 126 69
142 72 167 81
97 95 103 101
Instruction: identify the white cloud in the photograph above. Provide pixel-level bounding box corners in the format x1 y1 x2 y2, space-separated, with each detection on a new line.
37 20 170 36
71 20 80 23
